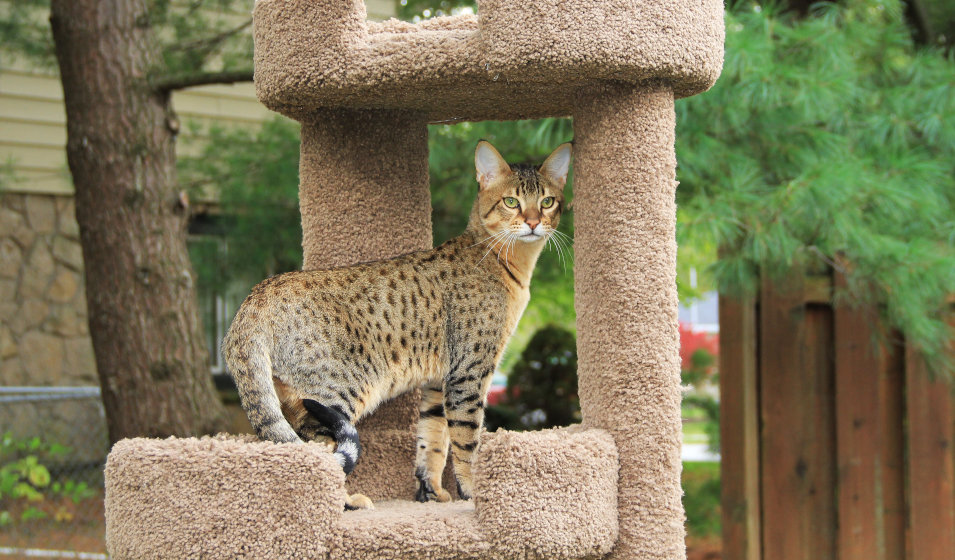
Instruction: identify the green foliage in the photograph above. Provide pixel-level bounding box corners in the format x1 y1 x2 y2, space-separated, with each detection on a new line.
146 0 253 76
684 391 721 454
487 325 579 430
681 345 721 453
0 433 90 525
398 0 475 21
677 1 955 375
682 461 722 537
0 0 55 67
51 479 96 504
0 0 253 78
180 117 303 286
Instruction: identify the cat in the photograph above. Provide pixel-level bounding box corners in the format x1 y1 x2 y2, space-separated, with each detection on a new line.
222 140 571 510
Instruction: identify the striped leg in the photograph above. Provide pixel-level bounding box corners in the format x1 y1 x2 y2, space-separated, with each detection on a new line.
414 383 451 502
444 365 491 499
302 399 373 510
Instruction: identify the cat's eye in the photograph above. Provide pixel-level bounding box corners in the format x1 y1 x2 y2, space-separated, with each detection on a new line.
503 197 520 208
540 197 555 209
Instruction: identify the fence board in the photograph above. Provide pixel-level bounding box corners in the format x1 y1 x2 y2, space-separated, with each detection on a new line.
721 271 954 560
719 295 761 560
759 272 837 560
834 296 905 560
906 342 955 560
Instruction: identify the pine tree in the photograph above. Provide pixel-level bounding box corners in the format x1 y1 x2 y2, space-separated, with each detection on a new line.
676 2 955 374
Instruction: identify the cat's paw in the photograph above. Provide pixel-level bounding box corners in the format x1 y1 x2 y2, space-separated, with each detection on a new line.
435 487 452 502
414 477 451 503
344 493 374 510
456 479 473 501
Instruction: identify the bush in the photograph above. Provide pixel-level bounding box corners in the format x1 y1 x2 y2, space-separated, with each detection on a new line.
683 461 721 538
0 434 96 526
486 325 578 431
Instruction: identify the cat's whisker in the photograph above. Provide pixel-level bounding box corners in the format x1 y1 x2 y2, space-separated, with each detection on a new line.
506 234 517 268
477 231 510 266
496 234 508 262
504 233 515 266
497 232 517 268
546 230 573 273
558 235 575 265
548 235 565 272
550 229 574 245
557 239 570 273
478 242 498 266
469 231 508 249
545 233 563 272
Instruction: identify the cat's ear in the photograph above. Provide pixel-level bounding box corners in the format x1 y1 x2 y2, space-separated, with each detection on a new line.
539 142 573 189
475 140 511 191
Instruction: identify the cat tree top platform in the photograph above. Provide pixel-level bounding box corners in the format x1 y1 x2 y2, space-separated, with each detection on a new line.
253 0 725 122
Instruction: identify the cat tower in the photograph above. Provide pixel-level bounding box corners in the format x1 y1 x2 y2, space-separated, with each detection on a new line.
104 1 724 558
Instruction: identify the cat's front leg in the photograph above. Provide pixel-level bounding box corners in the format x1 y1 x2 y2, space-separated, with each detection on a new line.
414 383 451 502
444 364 491 499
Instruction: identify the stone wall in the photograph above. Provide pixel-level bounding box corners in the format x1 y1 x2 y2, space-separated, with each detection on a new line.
0 192 106 461
1 192 96 385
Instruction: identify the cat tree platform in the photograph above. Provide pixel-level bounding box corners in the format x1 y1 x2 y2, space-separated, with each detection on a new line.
253 0 724 121
105 428 618 559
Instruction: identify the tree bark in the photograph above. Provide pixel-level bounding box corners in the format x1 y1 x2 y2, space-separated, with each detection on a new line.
49 0 228 443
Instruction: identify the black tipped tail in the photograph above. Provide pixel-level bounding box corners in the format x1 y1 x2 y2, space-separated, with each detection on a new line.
302 399 361 475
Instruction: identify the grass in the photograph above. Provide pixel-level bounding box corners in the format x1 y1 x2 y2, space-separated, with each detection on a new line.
682 420 710 444
683 461 721 538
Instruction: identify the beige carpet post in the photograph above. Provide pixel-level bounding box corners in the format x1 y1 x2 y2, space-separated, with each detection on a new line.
298 108 432 500
573 84 685 560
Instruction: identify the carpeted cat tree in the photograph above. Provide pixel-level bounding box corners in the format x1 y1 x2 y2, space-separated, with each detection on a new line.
104 1 724 558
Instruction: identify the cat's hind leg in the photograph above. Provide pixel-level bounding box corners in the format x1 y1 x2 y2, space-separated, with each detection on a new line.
414 383 452 503
274 378 335 452
296 416 336 453
301 398 373 510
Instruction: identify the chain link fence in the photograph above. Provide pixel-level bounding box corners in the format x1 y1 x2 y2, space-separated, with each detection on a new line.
0 387 109 558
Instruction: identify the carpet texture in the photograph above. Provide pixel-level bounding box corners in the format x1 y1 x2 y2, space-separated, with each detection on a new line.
253 0 723 121
105 428 618 559
574 84 684 560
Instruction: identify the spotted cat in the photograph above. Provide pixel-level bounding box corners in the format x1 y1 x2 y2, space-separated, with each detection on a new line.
222 140 571 509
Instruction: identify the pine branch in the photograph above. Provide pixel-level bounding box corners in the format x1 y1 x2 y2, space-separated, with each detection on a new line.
166 18 252 54
152 69 253 92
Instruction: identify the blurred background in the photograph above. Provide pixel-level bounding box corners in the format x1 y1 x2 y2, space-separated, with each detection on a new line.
1 0 953 558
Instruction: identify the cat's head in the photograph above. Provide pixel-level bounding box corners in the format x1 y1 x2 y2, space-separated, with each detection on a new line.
471 141 571 243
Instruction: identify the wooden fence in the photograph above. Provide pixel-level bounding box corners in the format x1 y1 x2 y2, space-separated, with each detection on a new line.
719 269 955 560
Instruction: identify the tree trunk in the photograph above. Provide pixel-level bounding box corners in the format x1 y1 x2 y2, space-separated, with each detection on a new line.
49 0 228 443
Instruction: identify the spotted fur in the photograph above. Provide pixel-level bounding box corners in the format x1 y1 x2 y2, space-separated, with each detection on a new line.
222 141 571 509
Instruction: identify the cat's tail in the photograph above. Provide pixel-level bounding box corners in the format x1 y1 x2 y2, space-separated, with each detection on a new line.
224 332 301 444
302 399 361 475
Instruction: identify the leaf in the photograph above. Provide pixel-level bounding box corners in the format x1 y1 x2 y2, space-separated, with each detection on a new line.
47 443 70 456
27 463 50 488
12 482 43 501
54 506 74 523
20 506 47 521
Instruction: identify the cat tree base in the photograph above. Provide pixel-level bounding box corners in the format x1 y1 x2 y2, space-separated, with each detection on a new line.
104 428 618 560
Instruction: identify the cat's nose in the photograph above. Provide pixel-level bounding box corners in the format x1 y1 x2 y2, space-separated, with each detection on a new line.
525 217 540 229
